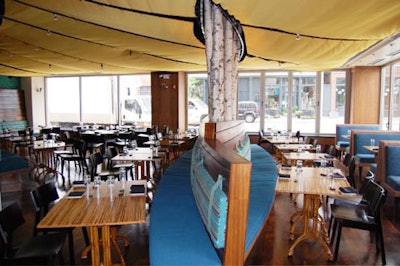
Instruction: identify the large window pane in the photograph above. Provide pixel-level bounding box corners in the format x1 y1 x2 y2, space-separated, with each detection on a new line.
320 71 346 133
292 72 317 134
382 66 391 130
392 63 400 130
81 76 117 125
187 73 208 130
264 72 288 132
119 75 151 128
238 73 261 132
47 77 80 127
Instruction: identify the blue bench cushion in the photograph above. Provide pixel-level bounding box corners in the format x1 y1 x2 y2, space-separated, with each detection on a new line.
386 146 400 176
355 154 375 164
337 140 349 147
245 144 277 252
0 150 29 173
150 151 221 265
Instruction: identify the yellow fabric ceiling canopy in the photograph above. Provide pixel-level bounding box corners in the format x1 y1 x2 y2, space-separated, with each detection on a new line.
0 0 399 76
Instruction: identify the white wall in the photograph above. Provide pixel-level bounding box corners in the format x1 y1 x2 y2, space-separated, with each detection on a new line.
22 77 46 133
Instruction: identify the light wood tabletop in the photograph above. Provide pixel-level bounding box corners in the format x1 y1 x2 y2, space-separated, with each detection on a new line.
282 152 335 166
275 166 352 260
38 181 146 266
275 166 350 196
363 145 379 154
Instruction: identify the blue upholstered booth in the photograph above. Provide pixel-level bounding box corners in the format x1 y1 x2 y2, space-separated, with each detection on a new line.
149 143 277 265
377 140 400 223
335 124 379 149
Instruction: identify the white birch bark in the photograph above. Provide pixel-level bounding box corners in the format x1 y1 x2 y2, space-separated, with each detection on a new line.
203 0 241 122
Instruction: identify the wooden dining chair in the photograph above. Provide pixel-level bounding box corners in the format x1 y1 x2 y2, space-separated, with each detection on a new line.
0 202 67 265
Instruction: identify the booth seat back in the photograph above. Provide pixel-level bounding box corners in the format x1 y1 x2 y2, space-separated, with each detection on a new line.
335 124 379 148
0 120 28 133
350 130 400 164
376 140 400 191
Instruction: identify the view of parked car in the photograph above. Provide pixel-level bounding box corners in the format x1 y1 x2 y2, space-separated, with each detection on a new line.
238 101 259 123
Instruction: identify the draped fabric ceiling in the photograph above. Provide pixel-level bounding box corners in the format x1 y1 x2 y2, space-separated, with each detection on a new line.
0 0 400 77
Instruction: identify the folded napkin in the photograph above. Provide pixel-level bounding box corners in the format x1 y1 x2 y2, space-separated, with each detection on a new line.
332 172 345 179
339 186 357 195
278 173 291 179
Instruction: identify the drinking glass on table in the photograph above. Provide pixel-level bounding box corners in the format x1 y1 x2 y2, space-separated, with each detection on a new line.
296 160 303 173
94 176 101 187
316 144 321 153
370 138 376 147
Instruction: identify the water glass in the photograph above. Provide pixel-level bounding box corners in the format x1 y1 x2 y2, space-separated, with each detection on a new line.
316 144 321 153
296 160 303 173
107 175 115 186
370 138 376 146
94 176 101 187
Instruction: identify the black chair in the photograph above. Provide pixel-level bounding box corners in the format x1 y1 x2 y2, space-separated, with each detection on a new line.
258 129 269 146
323 144 335 156
30 182 90 265
58 139 87 182
329 180 386 264
0 202 66 265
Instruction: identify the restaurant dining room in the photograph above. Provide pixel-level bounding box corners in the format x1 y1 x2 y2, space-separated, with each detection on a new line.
1 0 400 265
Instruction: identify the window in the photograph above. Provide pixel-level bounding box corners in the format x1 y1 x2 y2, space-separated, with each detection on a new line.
382 62 400 130
46 74 151 128
119 75 152 128
264 72 288 131
46 77 80 127
292 72 317 134
320 71 346 133
187 73 208 129
238 73 261 132
81 76 117 124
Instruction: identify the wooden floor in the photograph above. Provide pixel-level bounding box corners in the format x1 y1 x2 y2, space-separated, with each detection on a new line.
2 159 400 265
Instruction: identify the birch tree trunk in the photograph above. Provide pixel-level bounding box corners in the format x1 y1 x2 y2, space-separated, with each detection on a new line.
203 0 241 122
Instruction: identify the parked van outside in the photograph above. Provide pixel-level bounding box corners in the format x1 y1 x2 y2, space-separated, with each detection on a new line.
188 98 208 125
121 96 151 127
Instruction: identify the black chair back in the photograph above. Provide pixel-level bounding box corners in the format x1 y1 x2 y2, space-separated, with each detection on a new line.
0 202 25 257
30 182 59 235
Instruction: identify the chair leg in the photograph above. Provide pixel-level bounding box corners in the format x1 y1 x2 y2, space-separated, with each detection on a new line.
68 230 75 265
393 197 400 224
333 223 342 262
378 225 386 265
82 227 90 246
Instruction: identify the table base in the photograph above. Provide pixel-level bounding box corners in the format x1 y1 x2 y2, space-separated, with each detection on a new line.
288 194 333 260
88 226 127 266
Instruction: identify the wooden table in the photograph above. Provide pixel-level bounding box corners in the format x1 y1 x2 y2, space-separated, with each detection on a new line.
111 147 165 180
38 181 146 266
282 152 334 167
275 166 352 260
274 144 314 161
33 140 65 168
363 145 379 154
